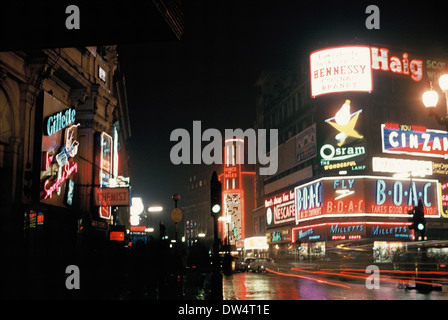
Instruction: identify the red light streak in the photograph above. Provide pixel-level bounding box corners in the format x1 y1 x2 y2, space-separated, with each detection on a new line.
291 267 445 287
266 268 351 289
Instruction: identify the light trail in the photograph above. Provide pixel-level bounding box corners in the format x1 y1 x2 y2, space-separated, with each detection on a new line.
291 267 444 287
266 268 351 289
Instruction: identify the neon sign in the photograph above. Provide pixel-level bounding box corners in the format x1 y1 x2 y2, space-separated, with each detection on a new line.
98 132 113 219
44 107 76 136
294 181 323 223
264 189 295 225
320 100 367 173
310 46 373 97
310 46 423 97
294 176 441 223
292 222 413 243
371 47 422 81
381 123 448 159
43 161 78 199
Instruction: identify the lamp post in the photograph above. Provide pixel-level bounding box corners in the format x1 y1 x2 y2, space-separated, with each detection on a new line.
422 74 448 130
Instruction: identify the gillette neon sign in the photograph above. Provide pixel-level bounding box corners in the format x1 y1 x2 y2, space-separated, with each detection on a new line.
45 107 77 136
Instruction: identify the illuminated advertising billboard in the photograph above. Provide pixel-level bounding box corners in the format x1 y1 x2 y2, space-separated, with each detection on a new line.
265 189 295 226
40 92 79 207
319 99 367 173
310 46 425 97
310 46 373 97
381 123 448 159
294 176 441 223
223 191 243 245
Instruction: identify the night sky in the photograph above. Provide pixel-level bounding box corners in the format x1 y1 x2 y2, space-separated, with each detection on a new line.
116 1 447 222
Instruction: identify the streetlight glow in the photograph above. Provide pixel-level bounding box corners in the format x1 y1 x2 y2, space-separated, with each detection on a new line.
439 74 448 92
422 89 439 108
147 206 163 212
212 203 221 214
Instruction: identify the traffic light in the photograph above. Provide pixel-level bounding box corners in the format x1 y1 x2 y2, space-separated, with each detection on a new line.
409 200 427 240
159 220 167 240
210 171 222 216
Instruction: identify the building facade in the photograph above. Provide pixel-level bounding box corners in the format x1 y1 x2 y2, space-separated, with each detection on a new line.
0 46 131 298
254 44 448 263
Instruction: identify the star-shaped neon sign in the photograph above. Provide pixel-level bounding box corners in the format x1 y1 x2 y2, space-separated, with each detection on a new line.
325 100 363 146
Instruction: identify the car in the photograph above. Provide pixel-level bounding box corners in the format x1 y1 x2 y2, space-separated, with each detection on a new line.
247 258 274 273
234 258 247 272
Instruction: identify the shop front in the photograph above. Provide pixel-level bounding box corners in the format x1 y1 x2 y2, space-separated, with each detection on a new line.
292 221 413 262
291 174 442 263
264 188 296 257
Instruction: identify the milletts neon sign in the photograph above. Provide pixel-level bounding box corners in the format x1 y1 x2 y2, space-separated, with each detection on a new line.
292 222 413 243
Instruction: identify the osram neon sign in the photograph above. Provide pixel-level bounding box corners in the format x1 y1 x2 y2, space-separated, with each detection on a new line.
310 46 423 97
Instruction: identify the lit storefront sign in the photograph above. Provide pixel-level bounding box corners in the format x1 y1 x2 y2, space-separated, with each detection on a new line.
40 92 79 207
381 123 448 159
320 100 367 173
265 189 295 225
94 187 130 207
244 236 269 250
295 176 441 223
292 222 413 243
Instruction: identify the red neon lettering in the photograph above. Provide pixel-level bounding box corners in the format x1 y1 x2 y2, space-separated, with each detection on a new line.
43 161 78 199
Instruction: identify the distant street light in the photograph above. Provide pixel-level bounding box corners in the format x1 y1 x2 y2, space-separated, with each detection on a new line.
147 206 163 212
423 74 448 130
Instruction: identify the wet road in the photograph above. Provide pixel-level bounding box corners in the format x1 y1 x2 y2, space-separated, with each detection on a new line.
222 270 448 300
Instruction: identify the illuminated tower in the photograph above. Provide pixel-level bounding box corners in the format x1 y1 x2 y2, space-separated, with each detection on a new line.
221 138 256 247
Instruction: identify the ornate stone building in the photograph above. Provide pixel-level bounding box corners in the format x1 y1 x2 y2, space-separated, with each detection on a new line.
0 46 131 298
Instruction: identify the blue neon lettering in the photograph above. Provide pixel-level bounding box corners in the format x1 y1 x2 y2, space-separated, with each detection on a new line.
376 180 386 205
393 181 402 206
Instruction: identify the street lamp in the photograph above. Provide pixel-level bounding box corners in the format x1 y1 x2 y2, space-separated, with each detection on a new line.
147 206 163 212
423 74 448 130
